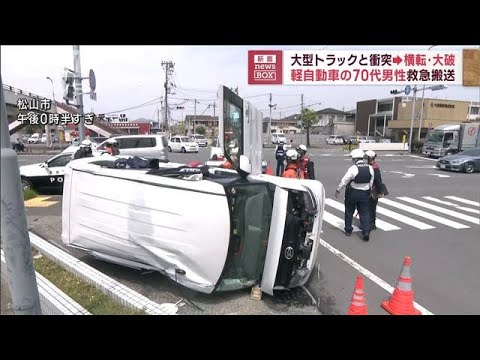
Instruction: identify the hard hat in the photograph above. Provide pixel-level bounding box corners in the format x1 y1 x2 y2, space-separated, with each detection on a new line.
286 149 299 161
297 144 307 152
80 139 92 147
350 148 365 159
365 150 376 159
106 138 118 145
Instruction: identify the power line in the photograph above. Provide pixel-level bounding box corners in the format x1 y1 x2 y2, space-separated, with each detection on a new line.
103 97 162 115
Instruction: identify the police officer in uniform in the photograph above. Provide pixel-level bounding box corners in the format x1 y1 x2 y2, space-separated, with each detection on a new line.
73 139 94 160
274 140 286 176
335 149 374 241
282 149 304 179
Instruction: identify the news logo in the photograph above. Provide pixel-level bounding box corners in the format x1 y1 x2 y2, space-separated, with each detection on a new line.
248 50 283 85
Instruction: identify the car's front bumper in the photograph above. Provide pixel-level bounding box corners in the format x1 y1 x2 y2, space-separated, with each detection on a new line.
436 162 463 171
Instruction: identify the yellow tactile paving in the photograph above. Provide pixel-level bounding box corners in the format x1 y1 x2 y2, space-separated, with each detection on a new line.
24 196 59 208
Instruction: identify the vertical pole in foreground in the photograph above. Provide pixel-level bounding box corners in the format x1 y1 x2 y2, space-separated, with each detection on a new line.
73 45 85 142
0 75 42 315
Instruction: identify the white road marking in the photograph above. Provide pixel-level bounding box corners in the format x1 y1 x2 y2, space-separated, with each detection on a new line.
319 154 332 157
378 198 469 229
325 198 400 231
422 197 480 215
318 238 434 315
384 154 395 157
444 196 480 207
322 211 361 232
410 155 437 162
389 171 415 178
397 197 480 225
406 166 436 169
427 173 450 178
375 206 435 230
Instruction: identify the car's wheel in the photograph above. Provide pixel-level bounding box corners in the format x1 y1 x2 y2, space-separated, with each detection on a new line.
21 178 32 191
464 162 475 174
168 146 172 152
181 147 186 153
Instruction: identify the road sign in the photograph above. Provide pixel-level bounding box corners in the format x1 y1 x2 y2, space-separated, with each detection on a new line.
89 69 96 91
404 85 411 95
90 92 97 101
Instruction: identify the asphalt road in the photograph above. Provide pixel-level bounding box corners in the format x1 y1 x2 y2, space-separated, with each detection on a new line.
18 146 480 314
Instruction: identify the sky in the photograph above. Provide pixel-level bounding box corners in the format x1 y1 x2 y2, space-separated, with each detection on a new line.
1 45 479 122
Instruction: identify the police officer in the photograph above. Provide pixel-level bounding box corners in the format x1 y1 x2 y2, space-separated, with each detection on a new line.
282 149 304 179
335 149 374 241
104 138 120 156
365 150 384 230
297 144 315 180
274 140 287 176
73 139 94 159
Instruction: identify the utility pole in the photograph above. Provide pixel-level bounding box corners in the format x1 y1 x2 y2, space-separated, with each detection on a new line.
161 61 175 132
300 94 305 144
73 46 85 142
268 93 277 135
192 99 199 135
1 75 42 315
212 102 216 117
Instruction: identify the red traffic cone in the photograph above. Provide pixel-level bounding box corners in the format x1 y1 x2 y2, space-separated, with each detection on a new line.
348 275 368 315
381 256 421 315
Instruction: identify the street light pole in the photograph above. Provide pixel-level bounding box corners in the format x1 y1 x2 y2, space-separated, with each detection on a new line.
46 77 56 148
418 45 438 140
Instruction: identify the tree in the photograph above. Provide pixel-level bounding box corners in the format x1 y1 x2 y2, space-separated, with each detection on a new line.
196 126 206 136
24 124 43 135
301 108 317 147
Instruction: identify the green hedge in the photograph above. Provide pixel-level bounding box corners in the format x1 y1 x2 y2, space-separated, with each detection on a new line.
23 189 38 201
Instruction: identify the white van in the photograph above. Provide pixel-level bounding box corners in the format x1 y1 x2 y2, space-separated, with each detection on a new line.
326 135 345 145
95 135 169 161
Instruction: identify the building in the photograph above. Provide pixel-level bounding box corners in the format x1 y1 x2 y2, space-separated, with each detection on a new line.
263 114 301 134
184 115 219 136
355 97 480 142
311 108 355 135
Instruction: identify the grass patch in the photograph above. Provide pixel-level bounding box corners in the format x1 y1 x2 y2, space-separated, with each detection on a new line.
33 251 145 315
24 189 38 201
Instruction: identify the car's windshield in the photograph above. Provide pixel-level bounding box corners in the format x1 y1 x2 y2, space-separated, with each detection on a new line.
195 135 206 139
425 131 444 143
181 137 191 142
217 183 274 291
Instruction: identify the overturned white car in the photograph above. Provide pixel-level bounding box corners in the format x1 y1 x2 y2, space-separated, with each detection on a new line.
61 86 326 295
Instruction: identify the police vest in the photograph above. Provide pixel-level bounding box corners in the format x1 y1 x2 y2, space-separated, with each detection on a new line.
354 163 371 184
275 145 286 159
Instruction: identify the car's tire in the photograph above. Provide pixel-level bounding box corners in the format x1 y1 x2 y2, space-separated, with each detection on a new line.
464 162 475 174
168 146 172 152
21 178 33 191
181 147 186 153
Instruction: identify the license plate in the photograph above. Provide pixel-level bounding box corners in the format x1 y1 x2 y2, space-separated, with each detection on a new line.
440 164 446 169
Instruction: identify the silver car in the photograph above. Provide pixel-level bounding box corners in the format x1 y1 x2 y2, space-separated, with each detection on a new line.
436 148 480 174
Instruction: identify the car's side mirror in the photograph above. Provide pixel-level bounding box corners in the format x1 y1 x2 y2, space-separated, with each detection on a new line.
40 162 48 168
239 155 252 174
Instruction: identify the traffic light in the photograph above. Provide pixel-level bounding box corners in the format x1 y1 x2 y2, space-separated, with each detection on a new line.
62 70 75 103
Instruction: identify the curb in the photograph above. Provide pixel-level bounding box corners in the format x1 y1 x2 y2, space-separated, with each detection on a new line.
1 250 90 315
28 232 178 315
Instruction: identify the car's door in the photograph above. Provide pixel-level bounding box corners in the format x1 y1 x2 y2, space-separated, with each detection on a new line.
44 154 73 191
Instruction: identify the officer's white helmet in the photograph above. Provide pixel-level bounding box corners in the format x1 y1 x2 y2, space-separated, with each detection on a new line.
297 144 307 153
350 148 365 159
80 139 92 147
286 149 299 161
106 138 118 145
365 150 376 159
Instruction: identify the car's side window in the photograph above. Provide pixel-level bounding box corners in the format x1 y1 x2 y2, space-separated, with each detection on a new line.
48 155 71 167
137 138 155 148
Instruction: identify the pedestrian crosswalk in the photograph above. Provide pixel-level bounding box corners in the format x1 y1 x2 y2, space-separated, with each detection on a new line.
322 195 479 232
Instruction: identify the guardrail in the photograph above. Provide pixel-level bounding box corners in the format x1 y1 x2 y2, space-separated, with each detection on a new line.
3 84 49 101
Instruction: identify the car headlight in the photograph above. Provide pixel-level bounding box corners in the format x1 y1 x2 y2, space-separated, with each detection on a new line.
450 160 462 165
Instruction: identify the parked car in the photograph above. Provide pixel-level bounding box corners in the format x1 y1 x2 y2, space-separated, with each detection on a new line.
20 152 75 193
271 133 287 144
357 136 376 144
436 148 480 174
326 135 345 145
190 134 208 147
168 135 199 153
27 133 40 144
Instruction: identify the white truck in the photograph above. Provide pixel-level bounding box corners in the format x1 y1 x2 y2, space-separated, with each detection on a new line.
422 123 480 157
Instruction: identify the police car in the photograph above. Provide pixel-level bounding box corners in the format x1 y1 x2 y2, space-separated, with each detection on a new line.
20 152 74 193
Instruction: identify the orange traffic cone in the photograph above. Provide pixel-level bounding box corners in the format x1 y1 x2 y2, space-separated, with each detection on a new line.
348 275 368 315
266 161 274 175
381 256 421 315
